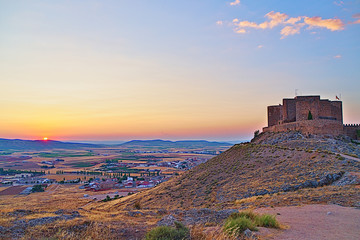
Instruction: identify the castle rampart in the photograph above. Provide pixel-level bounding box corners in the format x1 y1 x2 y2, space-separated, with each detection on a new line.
263 95 358 139
344 124 360 140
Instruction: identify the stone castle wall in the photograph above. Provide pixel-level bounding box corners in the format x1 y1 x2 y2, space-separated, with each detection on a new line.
295 96 320 121
268 96 343 127
263 119 344 136
268 105 282 127
264 95 357 139
344 124 360 140
283 98 296 122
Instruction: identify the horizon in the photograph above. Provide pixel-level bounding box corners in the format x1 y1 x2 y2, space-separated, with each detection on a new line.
1 0 359 141
0 137 244 144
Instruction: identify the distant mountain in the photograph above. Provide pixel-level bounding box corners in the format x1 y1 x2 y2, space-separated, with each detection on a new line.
119 139 232 148
0 138 102 151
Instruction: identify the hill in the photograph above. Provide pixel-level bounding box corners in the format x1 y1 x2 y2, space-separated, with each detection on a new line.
0 138 102 151
96 132 360 212
120 139 232 148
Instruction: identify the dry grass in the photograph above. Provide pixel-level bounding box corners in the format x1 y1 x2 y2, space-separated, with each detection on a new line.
96 142 359 212
22 219 116 240
190 225 238 240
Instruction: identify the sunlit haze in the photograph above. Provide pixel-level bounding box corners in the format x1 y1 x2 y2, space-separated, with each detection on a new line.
1 0 359 142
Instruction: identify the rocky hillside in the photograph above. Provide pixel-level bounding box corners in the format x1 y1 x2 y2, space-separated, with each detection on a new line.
94 132 360 212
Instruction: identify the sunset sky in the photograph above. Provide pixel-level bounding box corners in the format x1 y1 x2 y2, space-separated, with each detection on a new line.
1 0 359 141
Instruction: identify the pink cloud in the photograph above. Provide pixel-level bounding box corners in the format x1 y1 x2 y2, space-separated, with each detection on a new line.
352 13 360 24
304 17 344 31
231 11 347 39
230 0 240 6
280 25 302 39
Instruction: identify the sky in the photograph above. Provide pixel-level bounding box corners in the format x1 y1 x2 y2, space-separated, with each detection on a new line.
0 0 359 141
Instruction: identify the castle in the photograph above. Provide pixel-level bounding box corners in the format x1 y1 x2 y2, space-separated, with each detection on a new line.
263 95 360 140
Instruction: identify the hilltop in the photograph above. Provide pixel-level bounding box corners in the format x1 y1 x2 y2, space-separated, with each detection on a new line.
97 131 360 212
1 132 359 239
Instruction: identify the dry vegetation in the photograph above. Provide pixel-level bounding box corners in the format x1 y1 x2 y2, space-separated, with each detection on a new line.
1 132 359 239
96 138 359 212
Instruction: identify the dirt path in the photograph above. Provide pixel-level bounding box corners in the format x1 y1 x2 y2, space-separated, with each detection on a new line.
255 204 360 240
340 153 360 162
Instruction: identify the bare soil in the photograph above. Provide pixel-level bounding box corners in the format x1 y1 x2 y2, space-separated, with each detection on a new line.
255 204 360 240
0 186 27 196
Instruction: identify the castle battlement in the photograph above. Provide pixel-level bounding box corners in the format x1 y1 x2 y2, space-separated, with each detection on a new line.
263 95 359 140
344 124 360 127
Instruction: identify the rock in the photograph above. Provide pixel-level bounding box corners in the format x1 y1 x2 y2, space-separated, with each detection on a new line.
156 208 168 215
157 214 178 226
127 211 144 217
244 228 257 239
327 212 332 215
54 209 65 215
332 172 360 186
8 209 33 217
157 209 238 226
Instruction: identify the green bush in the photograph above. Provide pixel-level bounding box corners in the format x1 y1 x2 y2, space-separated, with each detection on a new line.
145 221 189 240
255 214 280 228
223 216 257 236
228 210 257 221
308 111 313 120
223 211 280 237
31 184 45 192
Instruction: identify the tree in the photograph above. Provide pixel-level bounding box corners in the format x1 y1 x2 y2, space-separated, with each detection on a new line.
254 130 260 138
308 111 313 120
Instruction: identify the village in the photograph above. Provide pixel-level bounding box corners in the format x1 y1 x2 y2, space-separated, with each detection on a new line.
0 151 213 199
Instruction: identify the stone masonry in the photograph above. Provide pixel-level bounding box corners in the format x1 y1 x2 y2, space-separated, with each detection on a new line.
263 95 359 139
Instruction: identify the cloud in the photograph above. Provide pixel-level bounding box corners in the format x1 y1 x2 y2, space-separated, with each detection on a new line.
280 25 302 39
232 11 346 39
230 0 240 6
304 17 344 31
334 55 342 59
352 13 360 24
333 1 344 6
236 29 246 34
216 20 223 26
257 45 264 49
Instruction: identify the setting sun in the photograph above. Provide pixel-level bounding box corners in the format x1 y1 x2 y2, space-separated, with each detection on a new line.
43 137 48 141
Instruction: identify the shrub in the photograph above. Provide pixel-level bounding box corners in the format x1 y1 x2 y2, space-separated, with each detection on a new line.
255 214 280 228
223 216 257 236
134 201 141 209
145 221 189 240
228 210 258 221
308 111 313 120
254 130 260 139
223 211 280 237
31 184 45 192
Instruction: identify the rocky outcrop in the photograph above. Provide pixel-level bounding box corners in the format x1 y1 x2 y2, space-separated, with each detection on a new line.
1 210 82 239
157 208 238 226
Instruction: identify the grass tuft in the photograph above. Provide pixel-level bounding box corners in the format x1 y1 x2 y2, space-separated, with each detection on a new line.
145 221 189 240
223 210 280 237
255 214 280 228
223 216 257 236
